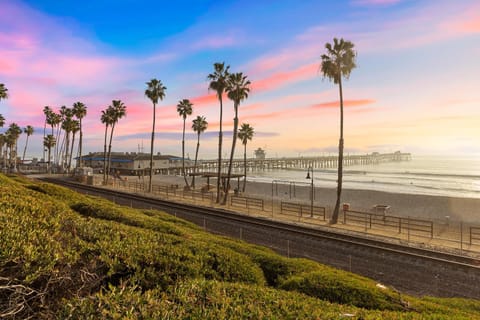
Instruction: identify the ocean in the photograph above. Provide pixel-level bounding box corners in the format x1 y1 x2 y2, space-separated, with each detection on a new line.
247 155 480 199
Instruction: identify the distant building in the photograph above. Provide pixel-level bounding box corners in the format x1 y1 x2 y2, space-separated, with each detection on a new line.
254 148 266 160
80 152 192 175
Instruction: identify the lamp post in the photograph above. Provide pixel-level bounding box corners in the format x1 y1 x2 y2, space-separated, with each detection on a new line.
305 166 314 217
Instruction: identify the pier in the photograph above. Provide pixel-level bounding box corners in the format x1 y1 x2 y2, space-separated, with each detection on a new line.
196 152 411 173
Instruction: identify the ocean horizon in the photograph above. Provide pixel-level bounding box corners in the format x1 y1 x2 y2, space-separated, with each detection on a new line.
246 155 480 199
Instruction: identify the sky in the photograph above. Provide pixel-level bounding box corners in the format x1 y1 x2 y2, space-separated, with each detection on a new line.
0 0 479 160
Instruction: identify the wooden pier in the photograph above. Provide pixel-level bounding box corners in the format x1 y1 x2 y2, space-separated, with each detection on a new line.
195 152 411 173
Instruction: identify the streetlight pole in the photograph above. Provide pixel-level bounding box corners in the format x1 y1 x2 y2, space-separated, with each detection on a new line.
305 166 314 217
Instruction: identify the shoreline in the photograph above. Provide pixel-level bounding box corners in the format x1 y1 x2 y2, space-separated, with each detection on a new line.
143 174 480 224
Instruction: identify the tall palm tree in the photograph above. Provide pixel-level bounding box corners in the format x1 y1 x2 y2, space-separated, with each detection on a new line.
223 72 251 204
191 115 208 189
106 100 126 184
176 99 193 189
73 102 87 168
22 125 34 162
42 106 52 163
238 123 254 193
6 123 22 172
0 134 5 171
321 37 357 224
60 107 75 172
0 84 8 101
44 134 56 174
145 79 167 192
101 107 114 184
208 62 230 203
68 120 80 171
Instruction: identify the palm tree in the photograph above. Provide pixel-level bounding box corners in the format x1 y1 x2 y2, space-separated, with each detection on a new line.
176 99 193 189
106 100 126 184
191 115 208 189
321 37 357 224
42 106 52 163
44 134 56 173
0 134 5 171
0 83 8 101
145 79 167 192
60 107 75 172
208 62 230 203
73 102 87 168
6 123 22 172
238 123 254 193
22 125 34 162
101 107 114 184
68 120 80 171
223 72 251 204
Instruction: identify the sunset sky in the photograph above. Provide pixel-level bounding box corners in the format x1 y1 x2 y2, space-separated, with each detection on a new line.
1 0 479 160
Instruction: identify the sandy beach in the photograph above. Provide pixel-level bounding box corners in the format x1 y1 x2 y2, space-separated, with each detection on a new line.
140 174 480 224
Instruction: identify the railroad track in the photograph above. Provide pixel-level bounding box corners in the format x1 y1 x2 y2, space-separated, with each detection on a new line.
40 177 480 298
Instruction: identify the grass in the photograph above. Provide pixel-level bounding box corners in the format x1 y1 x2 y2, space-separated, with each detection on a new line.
1 173 479 319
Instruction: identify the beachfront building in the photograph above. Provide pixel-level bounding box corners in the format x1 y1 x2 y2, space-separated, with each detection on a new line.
80 152 193 176
254 148 266 160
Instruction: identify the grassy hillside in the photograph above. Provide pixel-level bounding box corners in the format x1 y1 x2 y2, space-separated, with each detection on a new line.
1 174 479 319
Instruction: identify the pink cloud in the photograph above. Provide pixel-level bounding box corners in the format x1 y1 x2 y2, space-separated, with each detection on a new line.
312 99 376 109
252 63 318 92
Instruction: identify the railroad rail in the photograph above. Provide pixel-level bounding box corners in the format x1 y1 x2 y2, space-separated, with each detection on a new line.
40 177 480 298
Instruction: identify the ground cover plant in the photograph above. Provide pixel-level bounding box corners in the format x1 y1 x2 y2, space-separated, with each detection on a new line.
1 174 479 319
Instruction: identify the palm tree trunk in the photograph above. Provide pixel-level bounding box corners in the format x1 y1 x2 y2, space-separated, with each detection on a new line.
43 121 46 162
22 135 29 162
69 132 76 172
64 132 70 172
103 124 108 184
222 103 239 205
182 118 189 189
47 146 52 174
148 102 156 193
78 119 83 168
242 143 247 192
331 76 344 224
106 123 116 184
192 133 200 189
216 95 223 203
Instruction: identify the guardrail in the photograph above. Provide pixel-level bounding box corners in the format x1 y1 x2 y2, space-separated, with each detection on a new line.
343 209 433 238
470 227 480 245
281 201 326 220
231 196 264 211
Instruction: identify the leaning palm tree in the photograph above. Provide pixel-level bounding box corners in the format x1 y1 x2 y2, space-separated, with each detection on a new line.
176 99 193 189
321 37 357 224
0 83 8 101
191 115 208 189
73 102 87 167
208 62 230 203
101 107 114 184
106 100 126 184
145 79 167 192
238 123 254 193
22 125 34 162
222 72 251 204
43 134 56 174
